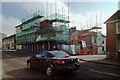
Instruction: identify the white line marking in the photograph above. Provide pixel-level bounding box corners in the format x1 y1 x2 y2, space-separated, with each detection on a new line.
90 69 120 77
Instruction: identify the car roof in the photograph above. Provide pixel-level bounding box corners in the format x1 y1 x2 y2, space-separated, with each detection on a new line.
46 50 64 53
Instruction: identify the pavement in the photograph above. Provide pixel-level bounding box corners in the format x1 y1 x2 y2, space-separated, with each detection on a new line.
77 55 120 66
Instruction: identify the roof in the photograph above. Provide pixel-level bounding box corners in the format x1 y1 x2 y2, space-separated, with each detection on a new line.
2 34 16 40
104 10 120 24
15 24 22 28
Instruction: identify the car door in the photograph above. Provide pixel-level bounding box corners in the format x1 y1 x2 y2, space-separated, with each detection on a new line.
45 52 54 65
30 56 39 69
36 51 47 70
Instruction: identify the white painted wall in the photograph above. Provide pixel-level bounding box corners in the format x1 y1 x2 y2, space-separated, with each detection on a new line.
16 26 21 34
2 36 15 50
0 33 7 49
97 37 106 54
98 47 102 54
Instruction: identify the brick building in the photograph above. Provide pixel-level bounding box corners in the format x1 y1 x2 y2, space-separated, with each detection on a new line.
69 27 106 55
78 30 106 55
104 10 120 60
69 27 80 45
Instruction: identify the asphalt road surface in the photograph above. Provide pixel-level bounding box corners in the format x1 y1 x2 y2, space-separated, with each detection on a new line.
2 51 120 79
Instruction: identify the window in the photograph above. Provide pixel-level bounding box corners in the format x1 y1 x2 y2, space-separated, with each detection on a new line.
52 51 69 58
102 46 104 51
46 52 54 58
12 43 14 47
102 41 104 44
116 22 120 34
36 54 42 58
36 51 46 58
118 41 120 52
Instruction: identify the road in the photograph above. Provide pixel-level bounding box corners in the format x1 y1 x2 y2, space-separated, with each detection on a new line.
2 51 120 79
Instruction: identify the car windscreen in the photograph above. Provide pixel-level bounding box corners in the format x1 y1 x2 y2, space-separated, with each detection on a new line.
52 51 70 58
36 51 46 58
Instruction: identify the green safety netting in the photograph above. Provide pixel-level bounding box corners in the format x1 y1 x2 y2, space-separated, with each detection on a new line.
17 12 69 45
97 32 102 46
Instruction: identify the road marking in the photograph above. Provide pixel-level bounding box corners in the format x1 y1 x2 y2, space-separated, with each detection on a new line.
84 62 119 68
89 69 120 77
3 74 15 78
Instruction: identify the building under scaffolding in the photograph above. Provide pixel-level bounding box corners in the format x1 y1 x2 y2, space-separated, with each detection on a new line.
15 11 70 53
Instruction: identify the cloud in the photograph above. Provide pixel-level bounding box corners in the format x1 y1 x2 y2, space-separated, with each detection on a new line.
68 8 118 35
2 0 120 2
1 1 118 36
19 1 69 17
1 13 21 36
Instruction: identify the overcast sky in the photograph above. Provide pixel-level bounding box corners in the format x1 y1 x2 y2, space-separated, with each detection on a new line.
1 0 119 36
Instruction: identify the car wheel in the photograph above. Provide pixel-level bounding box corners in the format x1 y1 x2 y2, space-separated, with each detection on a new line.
46 66 53 76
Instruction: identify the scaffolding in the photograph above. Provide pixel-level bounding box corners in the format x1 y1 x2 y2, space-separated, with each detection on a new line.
16 11 70 45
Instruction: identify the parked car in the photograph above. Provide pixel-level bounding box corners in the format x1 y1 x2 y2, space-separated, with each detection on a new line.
27 50 80 76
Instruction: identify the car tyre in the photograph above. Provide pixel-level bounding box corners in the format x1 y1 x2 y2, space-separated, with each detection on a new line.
46 66 54 76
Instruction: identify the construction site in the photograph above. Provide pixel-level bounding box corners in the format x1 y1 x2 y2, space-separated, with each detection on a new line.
14 1 106 55
15 10 74 54
15 9 105 55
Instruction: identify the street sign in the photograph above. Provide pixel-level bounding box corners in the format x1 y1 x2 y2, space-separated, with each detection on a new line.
34 22 40 29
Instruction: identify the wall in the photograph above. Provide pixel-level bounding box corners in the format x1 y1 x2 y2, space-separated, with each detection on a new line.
0 33 7 49
2 35 16 50
16 26 21 34
106 23 117 52
97 37 106 54
106 22 117 59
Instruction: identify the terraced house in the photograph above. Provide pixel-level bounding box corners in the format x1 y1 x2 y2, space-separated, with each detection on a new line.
105 10 120 60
